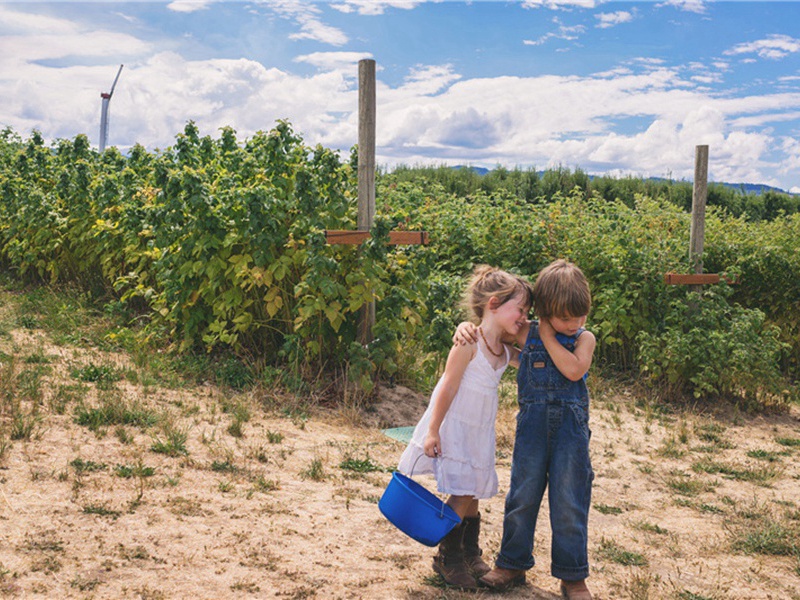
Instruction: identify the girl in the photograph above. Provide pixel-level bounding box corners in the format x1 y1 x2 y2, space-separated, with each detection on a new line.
397 265 533 590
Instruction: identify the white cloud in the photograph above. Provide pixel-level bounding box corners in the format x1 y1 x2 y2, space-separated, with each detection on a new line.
524 17 585 46
1 4 798 191
166 0 213 13
522 0 597 10
595 11 634 29
725 34 800 61
657 0 707 14
294 51 374 71
268 0 349 46
330 0 421 16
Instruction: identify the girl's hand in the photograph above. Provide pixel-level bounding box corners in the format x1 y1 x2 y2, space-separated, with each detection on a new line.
423 432 441 458
452 321 479 345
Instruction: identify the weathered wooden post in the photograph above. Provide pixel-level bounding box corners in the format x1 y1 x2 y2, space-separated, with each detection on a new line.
357 58 377 345
664 146 727 291
689 144 709 294
325 60 428 349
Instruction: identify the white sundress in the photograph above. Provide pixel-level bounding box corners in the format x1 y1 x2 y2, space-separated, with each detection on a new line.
396 340 509 499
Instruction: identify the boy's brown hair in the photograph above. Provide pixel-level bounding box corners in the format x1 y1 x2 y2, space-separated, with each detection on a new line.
533 259 591 319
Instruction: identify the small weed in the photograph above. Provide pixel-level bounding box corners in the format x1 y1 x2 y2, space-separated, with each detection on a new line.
698 503 724 514
115 464 155 478
71 362 122 388
678 592 714 600
657 437 685 458
730 516 800 556
300 457 325 481
150 422 189 457
70 458 107 473
597 538 648 566
776 437 800 447
74 396 159 432
593 503 623 515
83 503 121 518
266 430 284 444
692 459 780 485
665 474 715 496
633 520 668 535
252 475 279 493
230 580 260 593
747 449 781 462
10 405 41 440
339 455 386 473
211 460 238 473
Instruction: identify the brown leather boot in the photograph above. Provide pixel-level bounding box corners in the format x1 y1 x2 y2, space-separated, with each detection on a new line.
479 566 526 590
560 579 593 599
462 513 491 578
432 523 477 589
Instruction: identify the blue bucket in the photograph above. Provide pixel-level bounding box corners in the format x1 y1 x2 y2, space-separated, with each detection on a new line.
379 468 461 547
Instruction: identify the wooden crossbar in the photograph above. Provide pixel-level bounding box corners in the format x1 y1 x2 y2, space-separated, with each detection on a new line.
325 230 429 245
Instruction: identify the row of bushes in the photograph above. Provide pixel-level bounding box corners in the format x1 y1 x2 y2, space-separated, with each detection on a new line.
387 164 800 221
0 124 797 405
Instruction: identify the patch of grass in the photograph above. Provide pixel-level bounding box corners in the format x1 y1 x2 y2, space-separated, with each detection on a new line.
70 458 107 474
82 503 121 518
657 437 685 458
339 455 386 473
114 464 155 478
691 459 780 485
300 457 325 481
593 503 623 515
665 473 715 496
74 396 159 432
252 475 279 493
71 362 122 388
677 591 715 600
211 460 238 473
51 383 89 414
597 538 648 566
150 422 189 456
697 503 724 514
266 430 284 444
776 437 800 447
731 518 800 556
632 520 668 535
747 449 781 462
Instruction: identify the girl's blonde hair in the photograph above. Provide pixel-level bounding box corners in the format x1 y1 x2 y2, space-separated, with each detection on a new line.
464 265 533 322
533 259 591 319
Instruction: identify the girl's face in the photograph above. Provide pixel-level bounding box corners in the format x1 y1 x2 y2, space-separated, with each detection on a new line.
548 314 586 336
492 291 530 336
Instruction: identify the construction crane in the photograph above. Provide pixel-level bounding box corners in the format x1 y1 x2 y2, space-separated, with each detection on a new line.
99 64 124 152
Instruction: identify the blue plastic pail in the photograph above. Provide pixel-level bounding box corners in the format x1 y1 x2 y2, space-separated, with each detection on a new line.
378 470 461 547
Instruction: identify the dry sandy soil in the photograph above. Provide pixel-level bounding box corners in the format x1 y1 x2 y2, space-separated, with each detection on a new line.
1 300 800 599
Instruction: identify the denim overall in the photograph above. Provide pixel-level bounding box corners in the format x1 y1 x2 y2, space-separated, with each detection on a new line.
494 322 593 581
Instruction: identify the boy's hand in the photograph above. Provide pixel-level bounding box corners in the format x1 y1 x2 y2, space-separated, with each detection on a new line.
538 317 556 339
453 321 479 345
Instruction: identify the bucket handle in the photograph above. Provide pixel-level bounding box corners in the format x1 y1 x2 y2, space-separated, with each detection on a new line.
408 452 450 520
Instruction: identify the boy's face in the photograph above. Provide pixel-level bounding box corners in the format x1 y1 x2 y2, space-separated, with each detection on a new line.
548 314 586 337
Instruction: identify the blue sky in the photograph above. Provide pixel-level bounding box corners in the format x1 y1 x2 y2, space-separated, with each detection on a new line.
1 1 799 192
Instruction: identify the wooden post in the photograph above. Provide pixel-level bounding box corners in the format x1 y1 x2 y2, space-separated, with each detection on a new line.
689 145 709 294
357 59 376 345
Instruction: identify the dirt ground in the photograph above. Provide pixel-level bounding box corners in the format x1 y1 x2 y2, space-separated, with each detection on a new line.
1 321 800 599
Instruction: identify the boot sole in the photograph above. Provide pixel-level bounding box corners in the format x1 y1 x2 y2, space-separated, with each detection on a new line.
478 572 526 591
432 563 478 590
